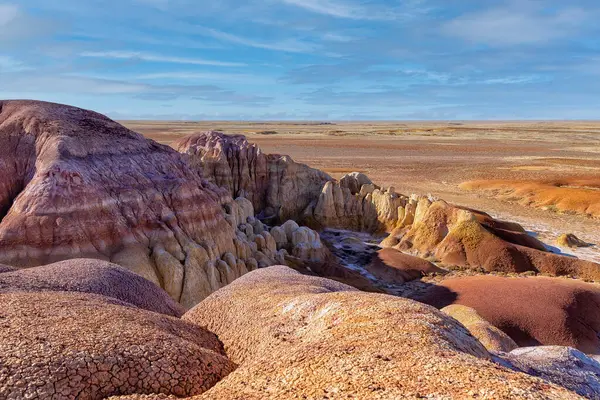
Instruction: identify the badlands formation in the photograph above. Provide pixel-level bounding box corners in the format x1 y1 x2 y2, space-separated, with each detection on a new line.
1 100 600 399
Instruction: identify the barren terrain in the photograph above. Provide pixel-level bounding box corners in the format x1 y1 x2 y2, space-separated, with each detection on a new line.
124 120 600 263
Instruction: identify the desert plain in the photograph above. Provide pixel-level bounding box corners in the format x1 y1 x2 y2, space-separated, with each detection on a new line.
126 119 600 264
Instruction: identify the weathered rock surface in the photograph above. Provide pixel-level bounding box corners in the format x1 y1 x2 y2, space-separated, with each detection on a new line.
557 233 591 248
181 266 576 399
388 199 600 280
309 180 408 232
339 172 373 195
0 259 184 316
498 346 600 399
0 100 261 308
419 275 600 354
176 131 414 233
442 304 518 353
0 265 15 273
0 291 234 399
175 131 331 222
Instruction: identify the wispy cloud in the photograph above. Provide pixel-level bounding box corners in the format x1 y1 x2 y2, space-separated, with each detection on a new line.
0 72 272 105
280 0 366 19
278 0 428 20
0 55 25 72
80 51 246 67
322 32 355 42
202 27 318 53
134 71 273 84
0 3 18 26
133 0 170 10
443 5 588 46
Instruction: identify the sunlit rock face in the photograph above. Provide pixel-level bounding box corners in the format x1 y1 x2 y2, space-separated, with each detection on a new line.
176 131 412 233
0 100 258 307
175 131 332 223
384 199 600 280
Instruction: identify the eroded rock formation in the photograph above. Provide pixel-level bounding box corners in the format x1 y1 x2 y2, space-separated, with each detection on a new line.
176 132 416 233
0 101 294 308
175 131 331 222
308 180 408 232
383 199 600 280
181 266 576 399
557 233 591 248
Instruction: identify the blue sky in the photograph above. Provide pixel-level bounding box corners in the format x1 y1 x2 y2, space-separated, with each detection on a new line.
1 0 599 120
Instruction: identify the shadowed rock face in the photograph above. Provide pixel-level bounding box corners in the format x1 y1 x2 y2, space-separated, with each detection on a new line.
366 247 445 285
0 100 257 307
419 275 600 354
0 291 235 399
0 259 184 317
175 131 332 223
0 265 15 273
180 266 576 399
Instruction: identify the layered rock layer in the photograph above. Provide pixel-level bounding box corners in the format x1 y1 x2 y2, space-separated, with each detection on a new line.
383 198 600 280
0 101 273 308
175 131 331 222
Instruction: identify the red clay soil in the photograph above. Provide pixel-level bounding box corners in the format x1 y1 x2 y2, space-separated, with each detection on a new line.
366 248 446 284
418 275 600 354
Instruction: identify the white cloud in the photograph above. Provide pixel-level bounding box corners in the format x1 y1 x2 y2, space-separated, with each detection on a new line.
0 3 18 26
202 27 318 53
480 76 542 85
280 0 365 19
278 0 427 20
134 71 273 84
134 0 169 10
0 74 148 94
0 73 272 104
322 33 355 42
0 55 24 71
80 51 246 67
443 6 588 46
